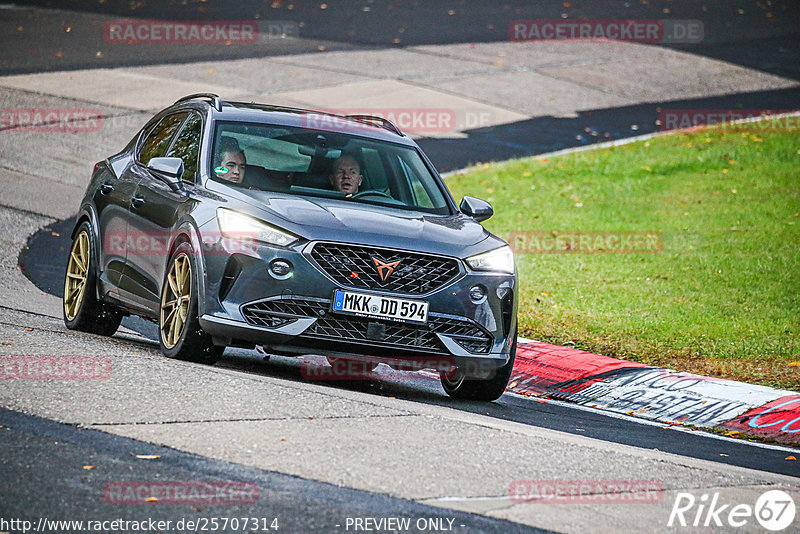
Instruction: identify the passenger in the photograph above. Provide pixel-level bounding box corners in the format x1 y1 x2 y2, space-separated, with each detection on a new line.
329 154 363 195
214 138 246 184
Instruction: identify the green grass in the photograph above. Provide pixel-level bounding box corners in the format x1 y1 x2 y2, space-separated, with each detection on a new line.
446 122 800 390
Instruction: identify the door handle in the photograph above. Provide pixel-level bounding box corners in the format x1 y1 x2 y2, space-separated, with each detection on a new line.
100 183 114 195
130 196 145 209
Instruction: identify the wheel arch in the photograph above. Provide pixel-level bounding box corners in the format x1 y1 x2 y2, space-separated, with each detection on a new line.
69 206 102 301
166 220 209 317
70 205 99 241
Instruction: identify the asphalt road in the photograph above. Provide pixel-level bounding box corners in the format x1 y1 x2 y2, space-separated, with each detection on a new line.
4 1 800 170
0 407 545 534
7 0 800 78
3 1 800 533
17 216 800 480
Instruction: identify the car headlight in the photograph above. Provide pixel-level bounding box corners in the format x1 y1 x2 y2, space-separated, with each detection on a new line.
466 246 515 274
217 208 298 247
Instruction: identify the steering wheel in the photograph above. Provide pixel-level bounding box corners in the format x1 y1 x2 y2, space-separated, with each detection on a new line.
350 189 393 200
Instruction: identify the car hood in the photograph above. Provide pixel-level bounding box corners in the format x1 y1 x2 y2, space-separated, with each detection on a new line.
227 190 496 256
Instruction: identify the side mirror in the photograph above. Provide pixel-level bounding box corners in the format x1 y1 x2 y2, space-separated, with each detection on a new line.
460 196 493 222
147 157 184 191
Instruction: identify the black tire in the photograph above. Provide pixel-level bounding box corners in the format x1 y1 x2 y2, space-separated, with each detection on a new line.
63 221 123 336
159 242 223 365
440 334 517 401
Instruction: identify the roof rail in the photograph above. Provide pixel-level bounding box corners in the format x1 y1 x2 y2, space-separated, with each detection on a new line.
175 93 223 112
345 114 404 136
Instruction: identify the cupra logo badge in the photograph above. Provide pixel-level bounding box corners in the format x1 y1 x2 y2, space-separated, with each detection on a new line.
372 257 401 282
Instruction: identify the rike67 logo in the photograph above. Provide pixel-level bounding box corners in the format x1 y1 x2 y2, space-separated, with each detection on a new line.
668 490 796 531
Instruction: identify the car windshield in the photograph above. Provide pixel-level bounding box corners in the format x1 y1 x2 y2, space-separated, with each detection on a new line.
210 120 452 215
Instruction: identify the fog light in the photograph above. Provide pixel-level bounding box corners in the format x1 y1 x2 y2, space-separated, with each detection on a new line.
469 285 486 301
269 259 293 279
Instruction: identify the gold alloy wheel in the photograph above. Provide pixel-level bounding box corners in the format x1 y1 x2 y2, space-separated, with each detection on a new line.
160 253 192 349
64 230 90 321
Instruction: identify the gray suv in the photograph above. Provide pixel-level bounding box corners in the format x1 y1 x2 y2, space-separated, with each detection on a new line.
63 93 517 401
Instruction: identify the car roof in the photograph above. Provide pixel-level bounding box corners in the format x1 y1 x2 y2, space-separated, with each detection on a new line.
171 94 418 146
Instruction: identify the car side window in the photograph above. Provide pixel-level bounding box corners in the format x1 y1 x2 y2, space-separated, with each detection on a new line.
138 112 188 166
166 113 202 183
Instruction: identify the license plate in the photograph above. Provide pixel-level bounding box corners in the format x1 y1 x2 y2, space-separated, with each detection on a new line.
332 290 429 324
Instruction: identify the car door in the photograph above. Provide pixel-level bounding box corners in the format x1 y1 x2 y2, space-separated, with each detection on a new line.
114 111 189 313
93 155 141 301
123 112 202 315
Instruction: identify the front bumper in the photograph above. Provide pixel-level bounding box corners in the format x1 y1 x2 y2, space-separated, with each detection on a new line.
198 237 517 373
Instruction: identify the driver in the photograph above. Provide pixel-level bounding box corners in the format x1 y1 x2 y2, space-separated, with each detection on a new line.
329 154 362 195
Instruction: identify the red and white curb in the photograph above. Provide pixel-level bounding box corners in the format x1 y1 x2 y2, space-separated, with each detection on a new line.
509 338 800 446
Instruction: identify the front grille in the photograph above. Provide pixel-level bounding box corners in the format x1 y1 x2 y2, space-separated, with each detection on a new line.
241 297 492 354
311 312 442 352
309 242 461 295
242 300 302 328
